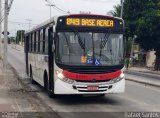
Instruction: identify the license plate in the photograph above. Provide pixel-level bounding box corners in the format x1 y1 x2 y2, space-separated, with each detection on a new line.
87 86 99 91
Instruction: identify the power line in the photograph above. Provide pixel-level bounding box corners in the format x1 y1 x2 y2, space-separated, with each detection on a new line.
8 20 38 25
45 0 70 14
54 5 70 14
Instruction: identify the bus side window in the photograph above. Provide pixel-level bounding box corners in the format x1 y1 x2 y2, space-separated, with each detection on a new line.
36 31 39 53
44 27 49 54
40 29 43 53
34 32 37 52
43 28 46 53
38 30 40 52
32 33 34 52
28 34 31 52
31 33 33 52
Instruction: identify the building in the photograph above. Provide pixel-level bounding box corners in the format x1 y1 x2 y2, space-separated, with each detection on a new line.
146 50 156 68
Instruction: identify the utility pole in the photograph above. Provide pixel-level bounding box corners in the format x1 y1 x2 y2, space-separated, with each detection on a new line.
0 0 2 59
3 0 9 69
21 31 22 45
120 0 124 18
26 19 32 29
45 0 55 19
46 4 54 19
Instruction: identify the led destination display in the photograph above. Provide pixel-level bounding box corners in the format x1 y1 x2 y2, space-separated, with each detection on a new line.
66 18 114 27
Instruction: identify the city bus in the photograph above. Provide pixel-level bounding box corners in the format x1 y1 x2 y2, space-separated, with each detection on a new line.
25 14 125 97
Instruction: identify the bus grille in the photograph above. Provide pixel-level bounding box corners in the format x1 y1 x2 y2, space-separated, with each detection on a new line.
75 80 111 83
73 85 113 92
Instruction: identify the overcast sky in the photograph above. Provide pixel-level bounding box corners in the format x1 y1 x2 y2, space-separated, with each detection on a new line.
2 0 120 36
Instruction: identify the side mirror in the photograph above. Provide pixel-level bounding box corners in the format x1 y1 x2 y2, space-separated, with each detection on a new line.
44 56 48 62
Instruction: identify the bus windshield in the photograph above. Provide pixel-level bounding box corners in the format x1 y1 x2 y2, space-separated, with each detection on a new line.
56 32 124 66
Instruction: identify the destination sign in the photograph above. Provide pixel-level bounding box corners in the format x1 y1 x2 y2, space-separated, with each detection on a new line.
66 18 114 27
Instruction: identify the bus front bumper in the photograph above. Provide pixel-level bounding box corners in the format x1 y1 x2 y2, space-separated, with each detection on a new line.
54 78 125 94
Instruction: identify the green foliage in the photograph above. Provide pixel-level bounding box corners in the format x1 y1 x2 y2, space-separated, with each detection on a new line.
107 4 121 17
122 0 160 70
123 0 160 53
126 38 132 56
16 30 25 44
123 0 145 37
113 4 121 17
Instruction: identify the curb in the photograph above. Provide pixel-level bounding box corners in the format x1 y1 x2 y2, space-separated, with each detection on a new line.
127 69 160 76
126 78 160 88
138 71 160 76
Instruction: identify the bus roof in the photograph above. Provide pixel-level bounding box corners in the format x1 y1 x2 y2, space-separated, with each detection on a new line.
25 17 57 34
69 14 123 20
25 14 123 34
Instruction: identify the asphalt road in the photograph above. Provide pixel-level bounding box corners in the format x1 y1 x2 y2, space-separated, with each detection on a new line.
126 71 160 81
7 46 160 118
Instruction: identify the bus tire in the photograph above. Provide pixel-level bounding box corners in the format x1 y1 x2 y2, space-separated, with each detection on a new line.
44 71 48 90
44 71 57 98
30 65 36 84
99 94 105 97
48 90 57 98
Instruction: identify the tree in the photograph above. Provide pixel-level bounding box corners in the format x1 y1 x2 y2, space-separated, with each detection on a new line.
8 37 15 44
107 4 121 17
16 30 25 44
123 0 160 70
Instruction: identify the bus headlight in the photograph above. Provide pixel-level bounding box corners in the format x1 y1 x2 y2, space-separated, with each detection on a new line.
120 72 125 78
56 70 65 79
109 72 124 84
56 70 74 84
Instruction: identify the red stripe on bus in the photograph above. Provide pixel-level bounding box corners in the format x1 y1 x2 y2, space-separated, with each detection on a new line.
63 70 121 81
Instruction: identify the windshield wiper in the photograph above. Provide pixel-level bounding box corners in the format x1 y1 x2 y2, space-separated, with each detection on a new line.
74 31 86 57
62 32 69 46
74 30 85 49
62 32 71 63
100 37 103 59
83 37 86 57
100 31 110 49
99 31 110 59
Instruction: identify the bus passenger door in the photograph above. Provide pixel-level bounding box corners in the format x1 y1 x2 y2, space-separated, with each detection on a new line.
25 35 29 75
48 27 54 91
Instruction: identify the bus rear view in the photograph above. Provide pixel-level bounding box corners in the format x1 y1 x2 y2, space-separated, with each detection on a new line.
54 14 125 95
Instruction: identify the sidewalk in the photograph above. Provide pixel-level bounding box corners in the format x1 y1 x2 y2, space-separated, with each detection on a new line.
0 60 59 117
10 44 24 52
0 60 40 112
128 66 160 75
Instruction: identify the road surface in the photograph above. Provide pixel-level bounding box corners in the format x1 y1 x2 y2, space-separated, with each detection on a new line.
126 71 160 81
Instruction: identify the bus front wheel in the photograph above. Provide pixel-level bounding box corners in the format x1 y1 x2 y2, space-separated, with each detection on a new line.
30 65 36 84
99 94 105 97
44 71 57 98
